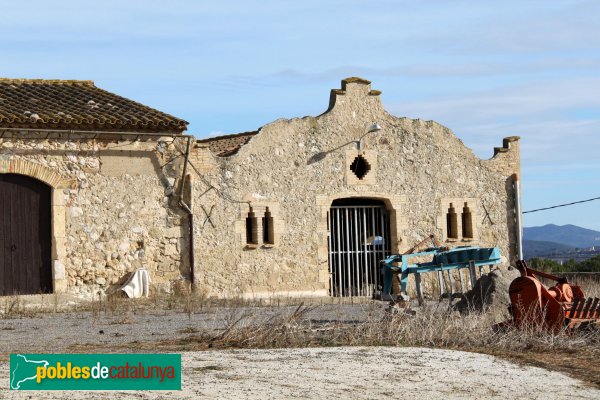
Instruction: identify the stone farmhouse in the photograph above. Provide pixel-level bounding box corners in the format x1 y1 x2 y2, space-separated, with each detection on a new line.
0 77 521 299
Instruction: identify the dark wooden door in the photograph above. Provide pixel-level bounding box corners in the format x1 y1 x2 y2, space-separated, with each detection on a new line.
0 174 52 295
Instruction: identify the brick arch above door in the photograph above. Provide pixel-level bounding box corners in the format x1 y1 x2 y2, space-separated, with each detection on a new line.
0 159 65 188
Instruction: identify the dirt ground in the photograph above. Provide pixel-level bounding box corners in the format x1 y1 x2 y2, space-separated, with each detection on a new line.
1 302 599 399
0 303 382 353
2 347 599 399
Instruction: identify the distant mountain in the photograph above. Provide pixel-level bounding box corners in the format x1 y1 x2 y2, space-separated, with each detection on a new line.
523 224 600 249
522 240 574 259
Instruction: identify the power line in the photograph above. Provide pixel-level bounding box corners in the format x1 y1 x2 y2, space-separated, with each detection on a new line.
523 196 600 214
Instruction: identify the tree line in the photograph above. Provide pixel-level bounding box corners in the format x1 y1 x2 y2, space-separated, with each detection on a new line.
527 255 600 273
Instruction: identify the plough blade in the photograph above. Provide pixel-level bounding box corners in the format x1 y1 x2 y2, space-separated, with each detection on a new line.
569 297 600 320
506 261 600 332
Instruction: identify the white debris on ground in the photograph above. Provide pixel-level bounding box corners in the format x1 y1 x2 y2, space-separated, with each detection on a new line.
2 347 598 400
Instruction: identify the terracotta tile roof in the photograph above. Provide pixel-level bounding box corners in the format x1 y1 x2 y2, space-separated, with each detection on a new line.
0 79 188 133
196 131 258 157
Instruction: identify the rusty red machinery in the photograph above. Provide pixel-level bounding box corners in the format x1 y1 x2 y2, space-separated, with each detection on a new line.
506 260 600 331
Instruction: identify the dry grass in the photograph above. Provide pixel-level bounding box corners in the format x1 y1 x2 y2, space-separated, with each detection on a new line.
162 277 600 354
5 277 600 387
62 299 600 387
114 301 599 387
151 303 597 351
0 296 37 319
0 296 23 319
573 277 600 298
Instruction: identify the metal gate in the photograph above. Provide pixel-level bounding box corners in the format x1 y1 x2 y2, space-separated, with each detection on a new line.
328 199 392 297
0 174 52 295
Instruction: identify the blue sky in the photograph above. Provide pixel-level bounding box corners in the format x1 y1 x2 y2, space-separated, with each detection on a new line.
2 0 599 230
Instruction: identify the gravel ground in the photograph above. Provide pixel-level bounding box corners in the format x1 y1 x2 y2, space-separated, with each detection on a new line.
1 303 599 399
0 303 385 354
2 347 599 399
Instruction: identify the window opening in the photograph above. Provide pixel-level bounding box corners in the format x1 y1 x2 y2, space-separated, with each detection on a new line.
246 207 258 245
462 202 473 239
446 203 458 239
262 207 275 245
350 155 371 180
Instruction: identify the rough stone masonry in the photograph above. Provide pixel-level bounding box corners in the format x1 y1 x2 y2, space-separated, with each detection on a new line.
0 77 520 299
0 137 189 297
191 77 520 299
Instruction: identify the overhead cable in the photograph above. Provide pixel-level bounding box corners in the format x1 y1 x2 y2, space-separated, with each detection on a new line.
523 196 600 214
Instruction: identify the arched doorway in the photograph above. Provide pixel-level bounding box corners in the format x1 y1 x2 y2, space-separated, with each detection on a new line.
328 198 391 297
0 174 52 295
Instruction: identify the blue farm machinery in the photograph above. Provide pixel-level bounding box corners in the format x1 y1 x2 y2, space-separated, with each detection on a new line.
380 235 502 305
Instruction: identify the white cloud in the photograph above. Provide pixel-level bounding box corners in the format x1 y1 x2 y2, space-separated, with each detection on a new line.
205 131 227 138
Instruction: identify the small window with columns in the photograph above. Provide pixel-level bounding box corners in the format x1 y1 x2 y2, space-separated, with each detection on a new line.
446 203 458 240
442 199 477 242
243 204 281 248
461 202 473 239
262 207 275 245
246 207 259 245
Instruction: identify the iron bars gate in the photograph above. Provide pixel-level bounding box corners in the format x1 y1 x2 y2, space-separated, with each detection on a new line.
328 200 392 297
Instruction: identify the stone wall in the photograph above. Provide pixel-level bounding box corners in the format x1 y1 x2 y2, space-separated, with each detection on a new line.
0 134 189 298
0 77 521 300
190 78 520 298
